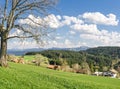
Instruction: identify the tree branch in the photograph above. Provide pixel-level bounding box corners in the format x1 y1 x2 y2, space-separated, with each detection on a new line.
1 0 58 44
2 0 8 25
7 35 37 40
7 35 32 39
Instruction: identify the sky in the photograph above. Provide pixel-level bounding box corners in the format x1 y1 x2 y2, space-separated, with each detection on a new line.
1 0 120 49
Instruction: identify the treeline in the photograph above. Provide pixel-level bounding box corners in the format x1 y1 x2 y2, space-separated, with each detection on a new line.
87 46 120 58
25 47 120 72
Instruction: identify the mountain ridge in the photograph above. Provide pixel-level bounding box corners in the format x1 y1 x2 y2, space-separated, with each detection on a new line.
7 46 89 55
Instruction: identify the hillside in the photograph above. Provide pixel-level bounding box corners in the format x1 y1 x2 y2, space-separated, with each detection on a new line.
86 46 120 58
24 47 120 73
0 62 120 89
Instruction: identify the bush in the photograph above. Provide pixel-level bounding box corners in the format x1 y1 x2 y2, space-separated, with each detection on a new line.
33 54 49 67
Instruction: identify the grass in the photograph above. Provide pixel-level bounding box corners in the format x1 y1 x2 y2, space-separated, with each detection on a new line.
23 55 35 60
0 62 120 89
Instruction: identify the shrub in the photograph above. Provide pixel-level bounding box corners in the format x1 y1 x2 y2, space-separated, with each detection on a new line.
7 55 18 63
33 54 49 67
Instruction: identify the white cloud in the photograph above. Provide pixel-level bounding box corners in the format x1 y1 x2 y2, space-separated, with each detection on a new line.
55 36 62 40
71 24 100 34
11 12 120 49
61 16 84 26
80 29 120 46
56 15 62 20
8 40 39 49
43 14 61 29
19 15 43 27
65 39 71 45
19 12 119 30
19 14 61 29
69 31 76 35
9 29 22 37
52 40 58 45
82 12 119 26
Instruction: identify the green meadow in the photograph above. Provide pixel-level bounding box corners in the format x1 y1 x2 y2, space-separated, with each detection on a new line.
0 62 120 89
23 55 35 60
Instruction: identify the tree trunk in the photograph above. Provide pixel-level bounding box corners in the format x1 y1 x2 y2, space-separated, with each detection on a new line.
0 33 8 67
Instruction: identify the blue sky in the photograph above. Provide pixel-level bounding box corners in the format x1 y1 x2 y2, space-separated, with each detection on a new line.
1 0 120 49
42 0 120 48
56 0 120 16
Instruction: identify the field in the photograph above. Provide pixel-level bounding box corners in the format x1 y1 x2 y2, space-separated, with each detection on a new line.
23 55 35 60
0 62 120 89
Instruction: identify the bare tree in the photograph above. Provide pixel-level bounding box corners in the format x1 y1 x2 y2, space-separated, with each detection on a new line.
0 0 58 67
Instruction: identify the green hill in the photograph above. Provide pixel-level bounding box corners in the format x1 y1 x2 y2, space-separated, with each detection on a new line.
26 47 120 72
86 46 120 57
0 62 120 89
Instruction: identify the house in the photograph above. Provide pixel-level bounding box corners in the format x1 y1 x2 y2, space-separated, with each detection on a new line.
109 69 118 78
93 71 103 76
47 65 58 70
102 69 118 78
103 71 112 76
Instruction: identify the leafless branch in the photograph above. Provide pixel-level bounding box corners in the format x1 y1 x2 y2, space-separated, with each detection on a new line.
7 35 34 39
0 0 58 46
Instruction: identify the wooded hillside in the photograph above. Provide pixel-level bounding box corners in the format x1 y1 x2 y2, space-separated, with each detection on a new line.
25 47 120 73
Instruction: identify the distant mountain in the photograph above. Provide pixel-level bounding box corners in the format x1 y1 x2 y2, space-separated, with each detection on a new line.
7 46 89 55
49 46 89 51
7 48 44 56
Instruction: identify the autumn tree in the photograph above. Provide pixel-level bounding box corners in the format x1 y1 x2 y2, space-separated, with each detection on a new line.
0 0 58 67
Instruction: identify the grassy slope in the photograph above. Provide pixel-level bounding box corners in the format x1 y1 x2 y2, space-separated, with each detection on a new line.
0 63 120 89
23 55 35 60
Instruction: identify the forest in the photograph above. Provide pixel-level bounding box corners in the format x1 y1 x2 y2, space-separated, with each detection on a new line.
25 47 120 73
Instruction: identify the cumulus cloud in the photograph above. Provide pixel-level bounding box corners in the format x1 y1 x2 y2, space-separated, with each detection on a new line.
55 36 62 40
69 31 76 35
82 12 119 26
70 24 100 34
9 29 22 37
43 14 61 29
65 39 72 45
19 15 43 27
19 14 61 29
19 12 119 29
10 12 120 49
8 40 39 49
52 40 58 45
80 29 120 46
61 16 84 26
